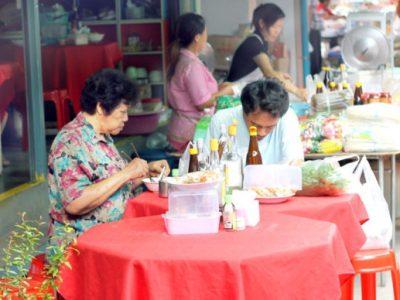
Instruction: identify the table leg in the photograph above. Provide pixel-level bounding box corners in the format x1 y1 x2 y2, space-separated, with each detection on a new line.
378 157 386 287
391 155 397 250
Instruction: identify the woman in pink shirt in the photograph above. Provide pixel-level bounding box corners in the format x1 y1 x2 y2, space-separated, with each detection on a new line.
167 13 233 152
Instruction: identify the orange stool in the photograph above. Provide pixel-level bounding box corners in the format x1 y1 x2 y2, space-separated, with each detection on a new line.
43 90 72 130
341 249 400 300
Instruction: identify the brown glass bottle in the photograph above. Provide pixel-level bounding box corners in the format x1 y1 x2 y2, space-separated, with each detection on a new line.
188 147 199 173
316 82 324 94
322 66 332 88
354 82 363 106
246 126 263 165
329 81 337 91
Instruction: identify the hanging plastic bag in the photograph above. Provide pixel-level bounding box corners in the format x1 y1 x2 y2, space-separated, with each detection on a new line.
349 156 392 249
298 155 357 196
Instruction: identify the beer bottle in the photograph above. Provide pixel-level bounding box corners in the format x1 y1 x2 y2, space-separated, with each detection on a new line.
329 81 337 91
322 66 332 88
353 82 363 106
316 82 324 94
246 126 263 165
188 147 199 173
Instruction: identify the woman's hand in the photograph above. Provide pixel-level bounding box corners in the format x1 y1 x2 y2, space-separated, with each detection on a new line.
217 82 235 96
124 158 149 181
148 160 170 177
296 88 308 102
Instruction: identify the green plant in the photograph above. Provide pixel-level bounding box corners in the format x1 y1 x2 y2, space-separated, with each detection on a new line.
0 213 76 300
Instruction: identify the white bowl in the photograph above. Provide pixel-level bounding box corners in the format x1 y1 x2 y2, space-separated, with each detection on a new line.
89 33 104 43
142 178 159 192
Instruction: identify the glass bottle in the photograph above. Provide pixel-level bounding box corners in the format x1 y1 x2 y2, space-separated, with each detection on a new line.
340 64 348 83
354 82 363 106
188 147 199 173
196 138 208 170
246 126 263 165
322 66 332 88
329 81 337 91
316 82 324 94
209 138 220 171
218 124 228 159
222 124 243 190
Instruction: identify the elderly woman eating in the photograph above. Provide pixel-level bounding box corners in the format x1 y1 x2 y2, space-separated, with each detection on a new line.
47 68 169 245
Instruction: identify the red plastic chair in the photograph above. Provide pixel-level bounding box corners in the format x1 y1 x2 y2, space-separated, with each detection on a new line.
341 249 400 300
43 90 72 130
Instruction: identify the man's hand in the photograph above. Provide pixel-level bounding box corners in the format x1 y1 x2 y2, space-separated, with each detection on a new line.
148 160 170 178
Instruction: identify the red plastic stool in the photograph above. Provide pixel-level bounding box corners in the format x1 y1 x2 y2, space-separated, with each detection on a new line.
341 249 400 300
43 90 72 130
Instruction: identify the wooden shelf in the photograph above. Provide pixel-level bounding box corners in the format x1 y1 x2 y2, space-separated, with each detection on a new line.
120 19 162 25
123 51 163 56
81 20 116 26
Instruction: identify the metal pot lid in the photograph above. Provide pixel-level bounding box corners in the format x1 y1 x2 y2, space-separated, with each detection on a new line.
341 26 389 70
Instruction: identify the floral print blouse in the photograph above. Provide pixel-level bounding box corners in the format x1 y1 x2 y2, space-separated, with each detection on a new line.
48 112 131 240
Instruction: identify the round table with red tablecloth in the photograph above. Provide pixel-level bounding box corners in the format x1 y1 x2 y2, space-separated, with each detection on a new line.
59 192 368 300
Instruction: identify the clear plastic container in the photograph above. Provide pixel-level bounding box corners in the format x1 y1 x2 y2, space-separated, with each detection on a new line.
167 189 219 217
162 213 221 235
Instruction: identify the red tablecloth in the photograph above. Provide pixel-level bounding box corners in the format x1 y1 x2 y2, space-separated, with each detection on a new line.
124 192 367 257
0 42 122 113
60 211 354 300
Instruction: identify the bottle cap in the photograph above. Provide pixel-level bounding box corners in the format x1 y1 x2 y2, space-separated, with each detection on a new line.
189 147 198 155
210 139 219 151
316 82 324 88
340 64 346 71
322 66 331 71
228 124 237 136
171 169 179 177
329 81 336 88
355 82 362 88
249 126 257 137
342 82 349 89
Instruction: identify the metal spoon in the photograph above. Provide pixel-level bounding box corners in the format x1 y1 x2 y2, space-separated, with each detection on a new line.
150 165 166 182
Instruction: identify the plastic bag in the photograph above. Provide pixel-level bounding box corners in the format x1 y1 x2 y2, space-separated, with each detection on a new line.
298 156 353 196
349 156 392 249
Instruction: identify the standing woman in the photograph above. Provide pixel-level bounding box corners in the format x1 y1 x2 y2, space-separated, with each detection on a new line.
227 3 307 101
167 13 233 152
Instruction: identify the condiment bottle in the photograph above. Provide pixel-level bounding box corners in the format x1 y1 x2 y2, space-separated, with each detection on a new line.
222 124 243 190
340 64 348 82
246 126 263 165
218 124 228 159
322 66 332 88
353 82 363 106
188 147 199 173
316 82 324 94
209 138 220 171
223 195 236 231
